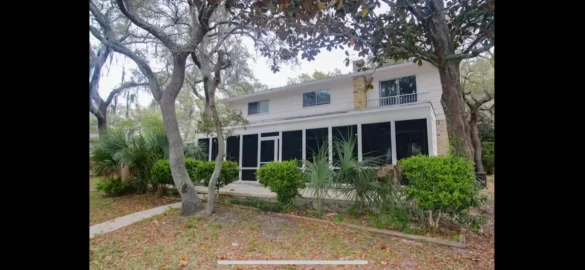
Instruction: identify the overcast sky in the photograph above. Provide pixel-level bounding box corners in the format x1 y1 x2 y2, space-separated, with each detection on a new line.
96 3 391 107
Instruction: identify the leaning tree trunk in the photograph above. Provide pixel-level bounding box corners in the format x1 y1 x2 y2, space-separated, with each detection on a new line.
206 101 225 215
160 95 202 216
437 62 474 161
469 111 485 173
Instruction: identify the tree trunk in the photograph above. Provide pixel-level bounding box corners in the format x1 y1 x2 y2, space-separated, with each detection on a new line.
97 115 108 136
206 101 225 215
160 100 203 216
469 111 485 173
437 62 474 161
426 0 475 161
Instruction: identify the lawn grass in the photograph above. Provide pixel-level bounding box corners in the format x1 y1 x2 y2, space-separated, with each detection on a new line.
89 177 495 269
90 177 181 226
90 199 494 269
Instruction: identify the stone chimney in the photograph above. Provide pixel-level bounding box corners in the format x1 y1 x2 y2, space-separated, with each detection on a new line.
352 59 368 109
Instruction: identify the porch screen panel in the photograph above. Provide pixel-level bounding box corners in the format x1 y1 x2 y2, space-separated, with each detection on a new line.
197 138 209 161
332 125 358 163
226 136 240 163
361 122 392 164
242 134 258 167
282 130 302 166
241 169 257 181
395 119 428 161
211 137 219 161
305 128 328 162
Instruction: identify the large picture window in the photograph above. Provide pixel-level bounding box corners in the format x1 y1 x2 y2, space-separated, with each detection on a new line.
248 100 269 115
379 76 417 106
303 89 331 107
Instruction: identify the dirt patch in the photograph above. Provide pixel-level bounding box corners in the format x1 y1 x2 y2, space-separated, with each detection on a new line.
210 208 295 241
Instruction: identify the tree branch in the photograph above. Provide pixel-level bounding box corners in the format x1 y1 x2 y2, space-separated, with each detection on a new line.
89 22 162 101
446 43 494 61
105 82 149 106
186 77 205 101
114 0 178 50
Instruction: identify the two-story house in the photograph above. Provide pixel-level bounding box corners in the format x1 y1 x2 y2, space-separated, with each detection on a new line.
196 61 449 182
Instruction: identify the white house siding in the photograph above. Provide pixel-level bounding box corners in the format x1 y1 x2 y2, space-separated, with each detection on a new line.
227 76 355 123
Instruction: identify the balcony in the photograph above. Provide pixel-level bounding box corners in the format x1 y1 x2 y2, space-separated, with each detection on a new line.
367 92 426 109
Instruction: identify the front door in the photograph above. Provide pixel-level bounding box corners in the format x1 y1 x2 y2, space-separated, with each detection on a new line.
260 137 279 166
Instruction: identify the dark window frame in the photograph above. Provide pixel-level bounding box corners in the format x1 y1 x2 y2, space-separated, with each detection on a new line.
303 89 331 107
248 100 269 115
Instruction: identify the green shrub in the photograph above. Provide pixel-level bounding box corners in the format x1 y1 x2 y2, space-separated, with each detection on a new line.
150 159 201 186
481 142 494 175
399 155 481 229
257 160 306 205
229 197 287 213
95 177 134 196
200 161 240 192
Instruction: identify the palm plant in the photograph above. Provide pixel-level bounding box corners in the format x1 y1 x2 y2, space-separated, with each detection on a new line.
303 143 335 215
90 130 129 177
184 142 207 160
332 133 393 213
90 125 170 193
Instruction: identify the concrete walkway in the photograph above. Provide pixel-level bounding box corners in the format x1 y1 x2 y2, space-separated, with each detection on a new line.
90 202 181 238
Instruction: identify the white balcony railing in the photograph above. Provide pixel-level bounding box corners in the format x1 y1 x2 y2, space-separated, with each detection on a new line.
367 92 425 108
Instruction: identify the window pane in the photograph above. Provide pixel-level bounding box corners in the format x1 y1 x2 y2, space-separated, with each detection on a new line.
316 90 331 105
303 92 316 107
248 102 258 114
398 76 417 94
380 79 398 97
259 100 269 113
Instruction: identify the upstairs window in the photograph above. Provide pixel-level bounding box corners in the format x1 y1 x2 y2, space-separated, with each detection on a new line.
248 100 269 115
379 76 417 106
303 89 331 107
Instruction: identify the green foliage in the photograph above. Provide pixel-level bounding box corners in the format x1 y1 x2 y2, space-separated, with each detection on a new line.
286 68 342 85
200 161 240 192
150 160 173 185
90 125 180 194
331 215 344 222
184 142 207 160
151 159 201 186
368 207 411 230
481 142 494 175
196 105 249 138
229 197 287 213
257 160 306 205
303 144 334 214
400 155 481 227
95 177 134 196
332 134 393 213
